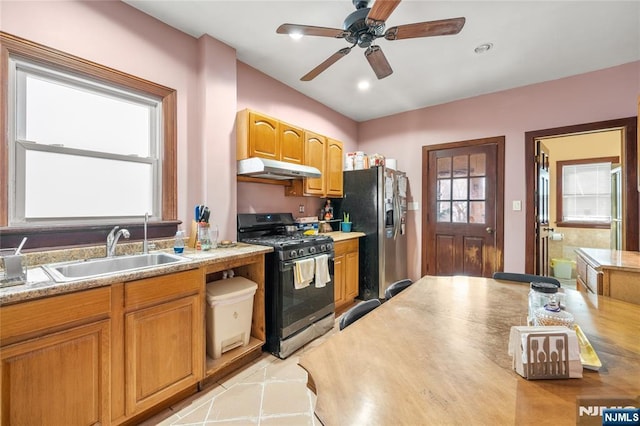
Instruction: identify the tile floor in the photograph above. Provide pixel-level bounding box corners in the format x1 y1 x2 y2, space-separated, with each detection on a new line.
140 323 339 426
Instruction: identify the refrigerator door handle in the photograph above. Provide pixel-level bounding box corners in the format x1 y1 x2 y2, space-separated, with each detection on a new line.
393 182 401 239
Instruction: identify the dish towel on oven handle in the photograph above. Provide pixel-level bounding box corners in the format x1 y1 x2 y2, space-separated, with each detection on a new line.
315 254 330 288
294 258 314 289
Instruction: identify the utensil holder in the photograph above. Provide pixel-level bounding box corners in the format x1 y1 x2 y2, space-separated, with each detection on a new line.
0 249 27 288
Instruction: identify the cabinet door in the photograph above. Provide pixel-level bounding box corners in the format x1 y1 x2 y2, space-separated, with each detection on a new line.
333 253 345 306
304 131 326 195
280 123 304 165
325 139 344 197
125 294 202 415
1 320 110 426
345 251 359 300
249 112 279 160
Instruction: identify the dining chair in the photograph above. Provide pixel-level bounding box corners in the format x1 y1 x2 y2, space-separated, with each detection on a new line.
384 279 413 299
339 299 382 330
492 272 561 287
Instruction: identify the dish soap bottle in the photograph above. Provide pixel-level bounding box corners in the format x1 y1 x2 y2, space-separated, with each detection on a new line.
173 228 185 254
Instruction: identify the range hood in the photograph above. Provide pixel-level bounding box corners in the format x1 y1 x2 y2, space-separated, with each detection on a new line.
237 157 321 180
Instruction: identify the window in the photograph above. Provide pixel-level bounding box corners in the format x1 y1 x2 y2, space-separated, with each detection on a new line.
436 153 487 224
1 32 178 248
556 157 619 228
10 58 161 224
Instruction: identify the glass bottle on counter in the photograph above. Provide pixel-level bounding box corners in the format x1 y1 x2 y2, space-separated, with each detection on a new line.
528 282 564 325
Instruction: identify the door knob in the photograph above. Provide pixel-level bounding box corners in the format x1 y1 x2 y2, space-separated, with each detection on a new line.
486 227 494 234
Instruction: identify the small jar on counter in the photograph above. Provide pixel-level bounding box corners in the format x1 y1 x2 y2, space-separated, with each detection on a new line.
533 297 574 327
528 282 564 325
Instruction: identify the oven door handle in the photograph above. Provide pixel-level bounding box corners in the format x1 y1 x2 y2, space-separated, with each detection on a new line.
281 254 335 271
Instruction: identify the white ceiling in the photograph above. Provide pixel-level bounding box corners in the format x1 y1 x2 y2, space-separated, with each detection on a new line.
124 0 640 122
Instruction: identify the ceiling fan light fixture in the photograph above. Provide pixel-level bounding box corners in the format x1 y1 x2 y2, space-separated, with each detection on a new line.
474 42 493 54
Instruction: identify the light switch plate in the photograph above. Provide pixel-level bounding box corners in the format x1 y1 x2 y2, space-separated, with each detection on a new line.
512 200 522 211
407 202 419 211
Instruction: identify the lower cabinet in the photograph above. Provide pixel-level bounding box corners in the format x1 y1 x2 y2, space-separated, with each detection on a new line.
334 238 359 310
0 287 111 426
120 269 204 419
576 253 601 294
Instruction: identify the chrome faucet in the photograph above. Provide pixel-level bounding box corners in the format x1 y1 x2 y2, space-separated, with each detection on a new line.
106 226 130 257
143 213 149 254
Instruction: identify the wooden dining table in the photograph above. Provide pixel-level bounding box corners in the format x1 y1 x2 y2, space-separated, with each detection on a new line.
298 276 640 425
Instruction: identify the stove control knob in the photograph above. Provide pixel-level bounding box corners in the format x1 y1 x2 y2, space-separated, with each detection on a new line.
290 250 297 258
320 244 326 251
309 246 316 254
326 243 332 251
298 249 305 256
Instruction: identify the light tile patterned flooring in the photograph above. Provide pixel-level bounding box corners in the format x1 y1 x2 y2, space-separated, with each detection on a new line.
141 324 339 426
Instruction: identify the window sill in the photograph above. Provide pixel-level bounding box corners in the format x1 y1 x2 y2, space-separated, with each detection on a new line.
0 221 181 251
555 221 611 230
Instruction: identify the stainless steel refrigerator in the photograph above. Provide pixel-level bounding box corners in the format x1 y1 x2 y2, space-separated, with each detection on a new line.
331 167 408 300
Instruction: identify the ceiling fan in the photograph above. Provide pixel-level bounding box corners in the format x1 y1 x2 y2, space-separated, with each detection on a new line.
276 0 465 81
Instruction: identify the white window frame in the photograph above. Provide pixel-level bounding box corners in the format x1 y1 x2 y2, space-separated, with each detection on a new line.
556 157 618 228
7 56 163 226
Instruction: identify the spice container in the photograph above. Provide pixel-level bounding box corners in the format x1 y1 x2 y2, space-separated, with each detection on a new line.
528 282 564 324
533 297 574 327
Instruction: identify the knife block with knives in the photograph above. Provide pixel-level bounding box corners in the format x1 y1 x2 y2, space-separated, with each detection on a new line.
189 205 211 249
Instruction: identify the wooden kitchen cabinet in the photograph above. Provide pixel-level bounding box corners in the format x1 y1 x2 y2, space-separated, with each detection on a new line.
0 287 111 426
236 109 304 165
575 248 640 305
286 133 344 197
575 252 602 294
334 238 359 310
121 269 204 418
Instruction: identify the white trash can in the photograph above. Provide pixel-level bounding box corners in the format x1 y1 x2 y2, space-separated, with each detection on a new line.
205 276 257 359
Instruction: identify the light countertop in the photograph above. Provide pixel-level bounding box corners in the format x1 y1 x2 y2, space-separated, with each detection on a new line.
322 231 366 242
0 244 272 305
576 247 640 272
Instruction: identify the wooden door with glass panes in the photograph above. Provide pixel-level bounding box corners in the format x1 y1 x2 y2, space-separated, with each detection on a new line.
423 138 504 277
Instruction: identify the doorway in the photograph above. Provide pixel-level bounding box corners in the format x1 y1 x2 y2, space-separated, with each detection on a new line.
524 117 639 275
422 137 505 277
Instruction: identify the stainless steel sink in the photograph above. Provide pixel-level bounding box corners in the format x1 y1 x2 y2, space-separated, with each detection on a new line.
43 252 189 282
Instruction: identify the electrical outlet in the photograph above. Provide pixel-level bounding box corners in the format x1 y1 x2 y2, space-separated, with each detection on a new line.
298 204 305 213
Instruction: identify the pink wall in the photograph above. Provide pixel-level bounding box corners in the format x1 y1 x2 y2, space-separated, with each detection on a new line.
236 62 359 219
358 61 640 280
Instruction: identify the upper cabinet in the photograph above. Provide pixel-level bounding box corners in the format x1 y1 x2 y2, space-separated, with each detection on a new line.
237 108 344 197
286 134 343 197
237 109 304 165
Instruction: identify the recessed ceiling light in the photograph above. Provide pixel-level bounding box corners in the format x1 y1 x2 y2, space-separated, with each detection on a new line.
474 42 493 54
289 33 303 40
357 80 370 90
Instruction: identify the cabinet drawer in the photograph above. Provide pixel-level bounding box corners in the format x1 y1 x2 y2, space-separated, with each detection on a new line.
125 269 202 311
0 287 111 346
334 238 358 256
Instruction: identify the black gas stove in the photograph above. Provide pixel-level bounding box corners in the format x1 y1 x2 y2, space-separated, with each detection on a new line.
238 213 333 260
237 212 335 359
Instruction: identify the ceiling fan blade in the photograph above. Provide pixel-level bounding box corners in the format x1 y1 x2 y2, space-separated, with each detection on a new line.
277 23 348 38
365 45 393 79
366 0 401 25
301 47 352 81
385 17 466 40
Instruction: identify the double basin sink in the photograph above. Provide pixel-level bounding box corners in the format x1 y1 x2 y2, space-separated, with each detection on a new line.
43 252 188 282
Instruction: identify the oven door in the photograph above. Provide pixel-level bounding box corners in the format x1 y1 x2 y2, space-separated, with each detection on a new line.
279 254 335 339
